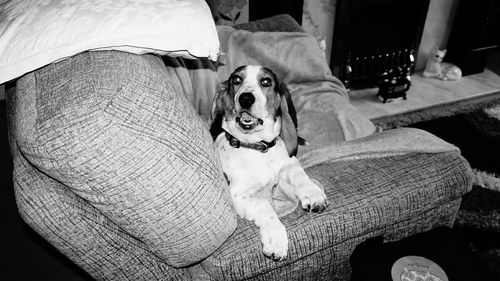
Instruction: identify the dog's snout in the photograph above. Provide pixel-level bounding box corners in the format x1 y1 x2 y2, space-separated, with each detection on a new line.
238 92 255 108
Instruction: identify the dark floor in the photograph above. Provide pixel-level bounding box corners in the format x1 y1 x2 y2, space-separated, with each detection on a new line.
411 114 500 175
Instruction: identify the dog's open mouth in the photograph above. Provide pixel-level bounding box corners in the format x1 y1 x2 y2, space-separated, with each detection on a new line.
236 111 263 132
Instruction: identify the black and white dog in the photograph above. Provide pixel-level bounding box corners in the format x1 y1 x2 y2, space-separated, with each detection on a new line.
210 65 327 261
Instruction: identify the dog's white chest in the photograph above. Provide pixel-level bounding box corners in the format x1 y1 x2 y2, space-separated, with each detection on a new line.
215 134 288 189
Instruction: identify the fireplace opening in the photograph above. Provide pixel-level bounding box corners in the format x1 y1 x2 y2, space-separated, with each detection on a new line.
330 0 430 89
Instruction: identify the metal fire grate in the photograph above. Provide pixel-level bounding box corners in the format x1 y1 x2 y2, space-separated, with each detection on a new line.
330 0 429 90
344 48 415 89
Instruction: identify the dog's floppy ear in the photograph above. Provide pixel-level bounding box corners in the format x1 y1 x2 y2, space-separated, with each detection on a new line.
209 81 228 140
277 82 299 157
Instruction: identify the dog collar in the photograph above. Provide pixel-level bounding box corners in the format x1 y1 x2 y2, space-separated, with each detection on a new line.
224 131 276 153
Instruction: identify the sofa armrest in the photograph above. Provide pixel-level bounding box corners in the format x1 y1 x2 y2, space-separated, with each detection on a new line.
10 50 236 267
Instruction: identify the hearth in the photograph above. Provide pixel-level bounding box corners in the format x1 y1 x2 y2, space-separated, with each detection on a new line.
330 0 430 89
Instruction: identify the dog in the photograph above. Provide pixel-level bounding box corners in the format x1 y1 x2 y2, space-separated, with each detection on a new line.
209 65 328 261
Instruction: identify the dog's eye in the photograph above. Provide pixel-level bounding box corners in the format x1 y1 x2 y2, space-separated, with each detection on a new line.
232 75 242 85
260 78 272 87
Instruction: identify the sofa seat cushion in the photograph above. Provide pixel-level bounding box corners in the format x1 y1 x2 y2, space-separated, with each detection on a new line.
201 130 473 280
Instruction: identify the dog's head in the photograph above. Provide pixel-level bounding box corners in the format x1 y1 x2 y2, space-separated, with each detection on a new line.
210 65 299 156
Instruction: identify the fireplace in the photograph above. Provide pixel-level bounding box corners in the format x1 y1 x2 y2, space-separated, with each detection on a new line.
330 0 430 89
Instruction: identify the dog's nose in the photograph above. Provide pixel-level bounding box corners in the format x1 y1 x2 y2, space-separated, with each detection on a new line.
238 92 255 108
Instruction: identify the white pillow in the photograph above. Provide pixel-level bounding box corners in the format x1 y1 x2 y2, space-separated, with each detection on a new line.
0 0 220 84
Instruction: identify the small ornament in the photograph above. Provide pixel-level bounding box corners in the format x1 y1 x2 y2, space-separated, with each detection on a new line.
377 66 411 103
422 47 462 81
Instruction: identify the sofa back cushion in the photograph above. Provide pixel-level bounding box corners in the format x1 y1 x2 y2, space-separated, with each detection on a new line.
10 50 236 267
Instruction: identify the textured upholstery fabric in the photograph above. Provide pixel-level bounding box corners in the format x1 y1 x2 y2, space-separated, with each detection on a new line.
8 51 236 271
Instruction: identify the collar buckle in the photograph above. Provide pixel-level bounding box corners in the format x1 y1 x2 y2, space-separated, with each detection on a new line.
260 142 269 153
228 136 240 148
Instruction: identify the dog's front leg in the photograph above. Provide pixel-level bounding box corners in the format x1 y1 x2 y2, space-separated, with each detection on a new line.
230 188 288 261
279 157 328 213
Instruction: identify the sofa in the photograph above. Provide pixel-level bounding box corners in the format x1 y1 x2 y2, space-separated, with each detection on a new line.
4 8 472 281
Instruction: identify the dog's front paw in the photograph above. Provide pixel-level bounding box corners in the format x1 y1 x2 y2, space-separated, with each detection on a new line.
261 223 288 261
298 179 327 213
